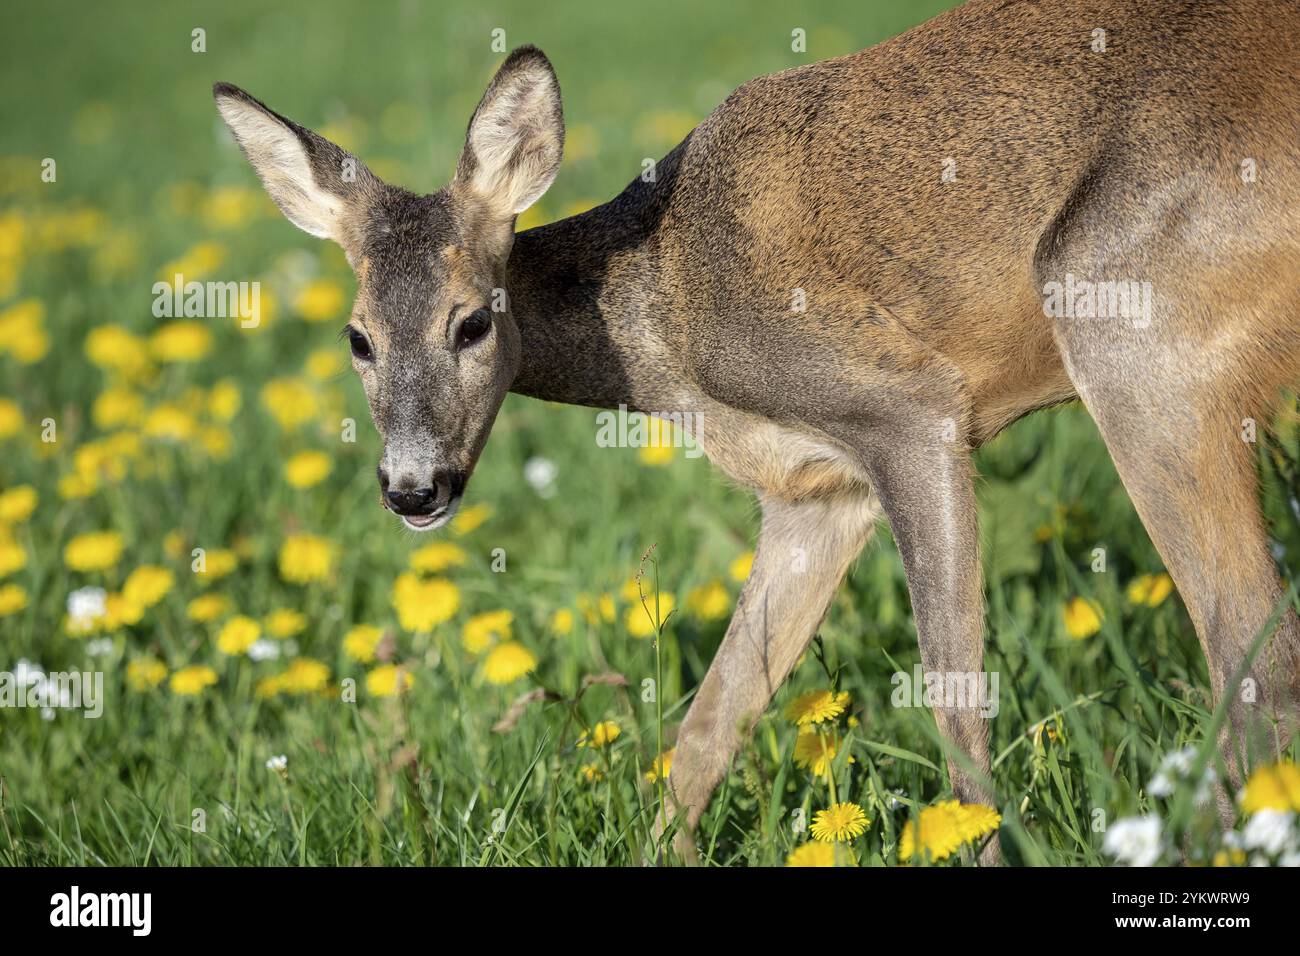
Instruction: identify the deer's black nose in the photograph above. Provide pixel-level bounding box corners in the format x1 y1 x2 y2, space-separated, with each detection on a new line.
384 485 437 516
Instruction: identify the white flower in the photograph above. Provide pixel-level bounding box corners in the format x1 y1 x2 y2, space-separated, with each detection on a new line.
248 640 281 662
1148 746 1215 804
1279 849 1300 867
66 586 107 632
85 638 114 658
1103 815 1164 867
1148 772 1175 798
265 755 288 772
523 456 558 498
1241 810 1295 856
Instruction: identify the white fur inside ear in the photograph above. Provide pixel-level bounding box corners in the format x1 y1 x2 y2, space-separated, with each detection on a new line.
216 96 341 239
466 67 562 215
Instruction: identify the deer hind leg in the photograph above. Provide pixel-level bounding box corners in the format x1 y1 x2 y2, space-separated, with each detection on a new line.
1056 307 1300 787
663 490 880 856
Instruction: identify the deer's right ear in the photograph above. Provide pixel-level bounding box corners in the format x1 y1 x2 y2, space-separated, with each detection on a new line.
212 83 374 245
453 46 564 220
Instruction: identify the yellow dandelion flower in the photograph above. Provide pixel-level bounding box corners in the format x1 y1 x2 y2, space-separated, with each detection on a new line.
84 324 150 379
58 472 98 500
576 592 616 625
1239 761 1300 815
305 347 344 381
293 279 346 322
1211 847 1247 867
900 801 1001 862
157 240 225 281
729 551 754 582
64 530 124 572
343 624 384 663
1127 572 1174 608
549 607 574 635
0 485 37 524
784 689 851 726
278 533 335 584
102 592 144 630
195 547 237 582
637 417 678 466
92 387 144 429
625 591 675 638
366 664 414 697
483 640 537 685
143 403 197 441
578 720 621 749
793 729 854 778
810 802 870 842
260 378 319 431
786 842 857 867
196 425 233 459
686 580 731 621
216 615 261 655
645 748 674 783
207 379 241 421
1063 596 1103 639
0 537 25 577
0 398 22 440
0 582 27 616
579 764 604 783
391 572 459 631
122 564 173 609
0 299 49 364
162 531 185 560
278 657 330 694
463 609 513 653
149 320 212 363
186 593 230 622
255 674 285 699
450 503 491 535
264 608 308 639
284 450 332 488
72 437 130 483
126 657 167 691
170 665 218 696
201 185 263 229
409 540 467 574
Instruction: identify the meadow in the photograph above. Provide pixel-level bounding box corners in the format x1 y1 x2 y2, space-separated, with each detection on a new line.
1 0 1297 867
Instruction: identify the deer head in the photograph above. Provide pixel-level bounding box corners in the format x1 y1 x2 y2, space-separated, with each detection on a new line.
213 46 564 530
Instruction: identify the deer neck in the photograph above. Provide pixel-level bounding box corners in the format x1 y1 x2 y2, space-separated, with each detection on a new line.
506 182 675 412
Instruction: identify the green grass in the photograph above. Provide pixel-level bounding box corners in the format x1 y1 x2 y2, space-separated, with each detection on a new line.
1 0 1297 867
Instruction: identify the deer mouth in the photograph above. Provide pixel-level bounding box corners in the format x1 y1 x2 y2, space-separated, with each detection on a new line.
402 512 440 530
396 496 460 533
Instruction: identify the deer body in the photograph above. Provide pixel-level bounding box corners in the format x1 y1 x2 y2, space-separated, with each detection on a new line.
217 0 1300 863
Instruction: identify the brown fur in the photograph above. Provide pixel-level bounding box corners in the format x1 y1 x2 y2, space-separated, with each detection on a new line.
216 0 1300 863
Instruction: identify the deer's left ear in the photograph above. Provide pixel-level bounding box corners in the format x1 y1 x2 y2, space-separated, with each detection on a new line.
453 46 564 219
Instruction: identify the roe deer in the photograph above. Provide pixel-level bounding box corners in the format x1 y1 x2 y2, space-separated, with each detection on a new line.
214 0 1300 863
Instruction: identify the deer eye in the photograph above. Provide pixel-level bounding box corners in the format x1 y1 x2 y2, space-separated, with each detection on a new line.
348 328 373 361
456 308 492 350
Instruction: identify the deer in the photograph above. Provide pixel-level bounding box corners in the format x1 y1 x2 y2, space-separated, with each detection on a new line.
214 0 1300 864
